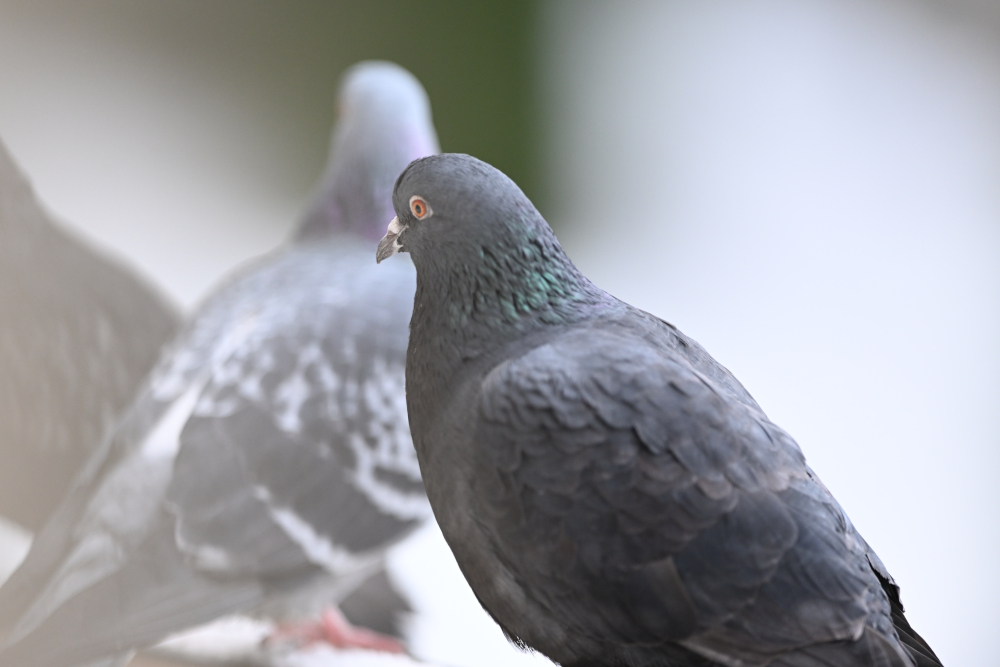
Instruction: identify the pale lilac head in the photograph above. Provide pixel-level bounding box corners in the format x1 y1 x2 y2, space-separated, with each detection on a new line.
297 61 440 242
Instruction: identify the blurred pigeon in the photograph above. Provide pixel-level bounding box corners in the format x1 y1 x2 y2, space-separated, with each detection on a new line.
376 154 942 667
0 61 438 667
0 139 180 532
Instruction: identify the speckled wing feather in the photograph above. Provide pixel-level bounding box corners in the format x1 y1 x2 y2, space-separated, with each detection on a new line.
0 240 428 667
474 325 912 667
160 242 427 581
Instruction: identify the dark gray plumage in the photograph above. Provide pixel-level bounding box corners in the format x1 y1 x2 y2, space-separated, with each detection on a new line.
377 154 941 667
0 139 180 532
0 61 438 667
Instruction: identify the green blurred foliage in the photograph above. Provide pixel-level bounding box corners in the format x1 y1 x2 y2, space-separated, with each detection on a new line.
80 0 543 207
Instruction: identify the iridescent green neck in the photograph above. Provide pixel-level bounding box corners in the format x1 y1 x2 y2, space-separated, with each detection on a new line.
412 223 606 348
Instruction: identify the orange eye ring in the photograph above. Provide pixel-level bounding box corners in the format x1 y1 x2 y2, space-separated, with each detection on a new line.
409 195 432 220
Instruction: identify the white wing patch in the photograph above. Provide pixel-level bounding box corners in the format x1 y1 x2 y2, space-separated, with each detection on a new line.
274 373 310 433
171 526 235 573
141 380 206 460
346 432 429 521
273 342 327 434
151 307 262 404
252 486 380 578
347 356 429 521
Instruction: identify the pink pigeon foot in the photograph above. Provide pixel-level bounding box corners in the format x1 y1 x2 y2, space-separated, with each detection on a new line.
265 606 406 654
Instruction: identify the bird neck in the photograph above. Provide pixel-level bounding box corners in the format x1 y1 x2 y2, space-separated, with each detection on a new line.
294 115 437 243
406 229 608 402
293 163 397 244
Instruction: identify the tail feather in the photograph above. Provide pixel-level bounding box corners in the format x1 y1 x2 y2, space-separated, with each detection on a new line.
890 608 942 667
0 394 166 634
864 543 941 666
0 513 261 667
0 443 112 633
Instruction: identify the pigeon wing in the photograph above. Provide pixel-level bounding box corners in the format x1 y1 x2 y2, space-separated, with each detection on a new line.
0 246 427 666
165 272 428 583
474 326 908 666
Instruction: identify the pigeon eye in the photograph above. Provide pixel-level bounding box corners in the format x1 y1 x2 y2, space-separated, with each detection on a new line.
410 196 432 220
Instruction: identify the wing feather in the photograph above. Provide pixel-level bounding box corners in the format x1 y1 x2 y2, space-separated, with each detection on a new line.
0 244 427 665
475 327 903 666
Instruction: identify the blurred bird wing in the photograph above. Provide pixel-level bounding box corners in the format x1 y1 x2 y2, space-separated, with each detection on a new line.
0 246 429 664
0 383 173 635
162 247 429 584
1 377 211 647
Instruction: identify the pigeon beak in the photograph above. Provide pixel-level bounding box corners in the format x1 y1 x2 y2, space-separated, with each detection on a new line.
376 216 405 264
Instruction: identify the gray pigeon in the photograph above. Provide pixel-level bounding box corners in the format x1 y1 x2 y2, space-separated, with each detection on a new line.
0 139 180 532
0 61 438 667
376 154 942 667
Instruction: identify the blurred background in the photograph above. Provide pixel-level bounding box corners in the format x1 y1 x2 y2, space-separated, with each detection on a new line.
0 1 997 666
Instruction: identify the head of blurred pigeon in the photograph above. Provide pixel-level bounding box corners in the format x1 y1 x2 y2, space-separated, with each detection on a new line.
299 61 439 243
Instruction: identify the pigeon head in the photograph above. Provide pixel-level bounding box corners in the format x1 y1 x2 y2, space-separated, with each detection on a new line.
378 154 602 331
297 61 439 242
376 154 541 263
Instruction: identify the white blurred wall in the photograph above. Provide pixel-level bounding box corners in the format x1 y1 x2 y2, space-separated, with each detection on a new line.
542 1 1000 665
